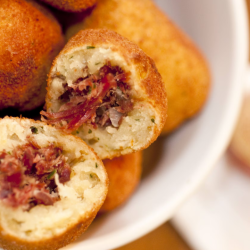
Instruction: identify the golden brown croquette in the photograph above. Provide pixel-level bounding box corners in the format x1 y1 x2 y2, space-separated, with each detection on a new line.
0 0 64 111
42 29 167 159
38 0 96 12
100 151 142 212
66 0 210 134
0 117 108 250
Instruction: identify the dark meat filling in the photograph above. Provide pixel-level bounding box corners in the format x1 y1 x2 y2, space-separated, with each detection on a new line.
41 63 133 132
0 138 71 211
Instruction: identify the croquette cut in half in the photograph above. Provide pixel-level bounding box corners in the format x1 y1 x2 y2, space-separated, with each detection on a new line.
41 29 167 159
0 117 108 250
38 0 96 12
0 0 64 111
66 0 210 134
100 151 142 213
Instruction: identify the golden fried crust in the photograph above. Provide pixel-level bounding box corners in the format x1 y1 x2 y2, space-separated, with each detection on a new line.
100 151 142 212
0 215 95 250
67 0 210 134
39 0 96 12
46 29 167 157
0 0 64 111
0 117 109 250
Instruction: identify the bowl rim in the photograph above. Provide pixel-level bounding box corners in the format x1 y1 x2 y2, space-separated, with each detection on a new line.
69 0 249 249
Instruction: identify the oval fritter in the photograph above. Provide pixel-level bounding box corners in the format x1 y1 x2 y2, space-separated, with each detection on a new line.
100 151 142 212
0 0 64 111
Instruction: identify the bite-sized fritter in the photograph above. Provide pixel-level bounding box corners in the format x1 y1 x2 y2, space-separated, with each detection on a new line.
230 93 250 171
0 117 108 250
0 0 64 111
66 0 210 134
38 0 96 12
100 151 142 212
41 29 167 159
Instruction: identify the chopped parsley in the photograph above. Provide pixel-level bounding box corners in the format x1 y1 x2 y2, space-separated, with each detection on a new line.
135 119 140 121
90 174 93 178
88 87 92 94
7 151 11 155
87 46 95 49
95 163 98 168
76 131 79 134
30 126 38 134
48 169 56 180
88 129 92 134
95 62 101 65
151 119 155 123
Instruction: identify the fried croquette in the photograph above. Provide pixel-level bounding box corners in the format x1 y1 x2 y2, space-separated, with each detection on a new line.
0 117 108 250
38 0 96 12
100 151 142 212
41 29 167 159
0 0 64 111
66 0 210 134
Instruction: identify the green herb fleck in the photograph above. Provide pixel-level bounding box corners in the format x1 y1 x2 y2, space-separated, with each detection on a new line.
135 119 140 121
151 119 155 123
76 131 79 134
93 83 96 89
30 126 38 134
88 87 92 94
7 151 11 155
98 138 99 140
95 163 98 168
90 174 93 178
88 129 92 134
48 169 56 180
95 62 101 65
70 56 74 59
87 46 95 49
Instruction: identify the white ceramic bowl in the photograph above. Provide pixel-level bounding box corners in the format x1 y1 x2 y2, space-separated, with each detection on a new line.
62 0 249 249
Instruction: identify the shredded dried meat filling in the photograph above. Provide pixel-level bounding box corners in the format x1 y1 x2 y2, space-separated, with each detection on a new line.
0 138 71 211
41 63 134 132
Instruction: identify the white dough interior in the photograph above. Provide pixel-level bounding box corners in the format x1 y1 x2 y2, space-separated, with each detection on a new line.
0 119 107 241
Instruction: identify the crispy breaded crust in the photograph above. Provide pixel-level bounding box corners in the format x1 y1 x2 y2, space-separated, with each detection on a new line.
0 117 108 250
0 0 64 111
100 151 142 212
46 29 167 159
66 0 210 134
39 0 96 12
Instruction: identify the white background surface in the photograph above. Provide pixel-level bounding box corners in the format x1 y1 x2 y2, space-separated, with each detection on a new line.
173 151 250 250
172 71 250 250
